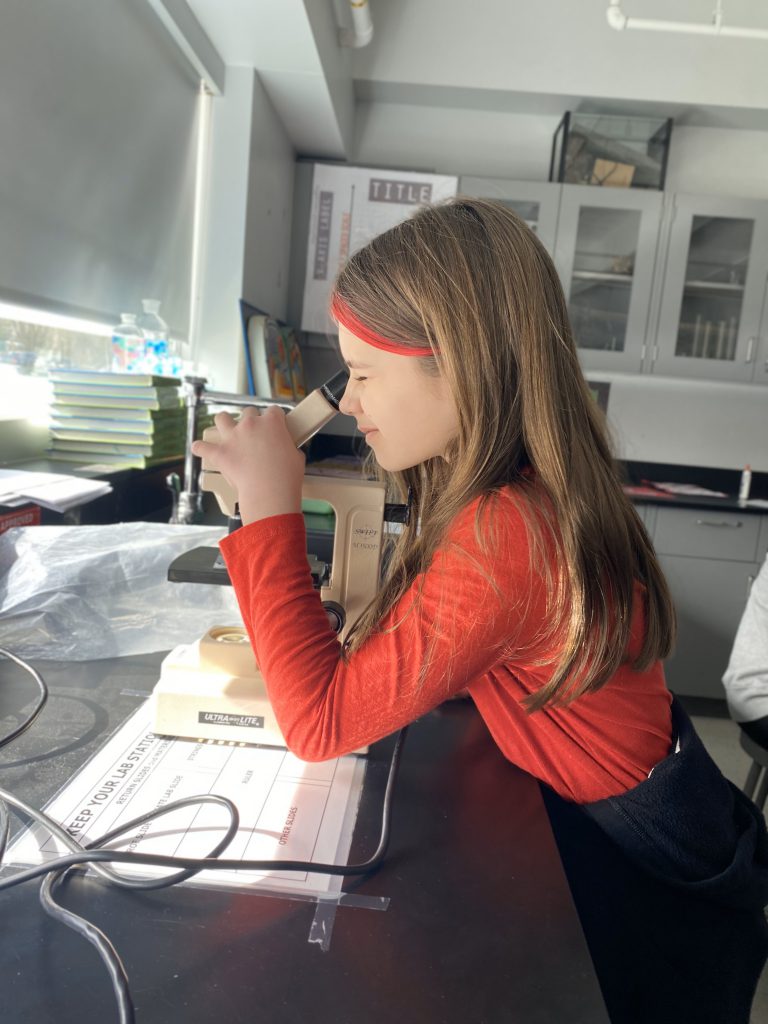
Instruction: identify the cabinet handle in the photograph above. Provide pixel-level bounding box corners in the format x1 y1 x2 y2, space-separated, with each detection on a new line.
745 337 756 363
695 519 743 528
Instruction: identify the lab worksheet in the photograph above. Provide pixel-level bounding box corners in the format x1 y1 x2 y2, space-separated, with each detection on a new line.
6 702 365 897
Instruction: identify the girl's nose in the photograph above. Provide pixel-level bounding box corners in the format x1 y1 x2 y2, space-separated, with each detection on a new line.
338 379 360 416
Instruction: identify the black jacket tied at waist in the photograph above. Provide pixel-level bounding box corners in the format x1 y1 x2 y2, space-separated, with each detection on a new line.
584 697 768 911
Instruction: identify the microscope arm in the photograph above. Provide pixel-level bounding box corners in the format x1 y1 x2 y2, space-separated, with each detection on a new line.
168 371 348 524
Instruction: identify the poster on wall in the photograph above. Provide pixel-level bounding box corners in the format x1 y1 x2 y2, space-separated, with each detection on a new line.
301 164 458 334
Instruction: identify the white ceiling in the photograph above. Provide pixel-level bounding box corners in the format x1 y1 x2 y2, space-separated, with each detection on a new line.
186 0 768 156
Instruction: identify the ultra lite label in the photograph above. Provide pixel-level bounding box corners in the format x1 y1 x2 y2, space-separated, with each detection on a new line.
197 711 264 729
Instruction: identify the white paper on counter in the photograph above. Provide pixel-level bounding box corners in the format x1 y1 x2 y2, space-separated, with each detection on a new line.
0 468 112 512
6 701 366 898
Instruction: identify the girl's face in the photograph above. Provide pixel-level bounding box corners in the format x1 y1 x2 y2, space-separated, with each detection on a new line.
337 324 460 471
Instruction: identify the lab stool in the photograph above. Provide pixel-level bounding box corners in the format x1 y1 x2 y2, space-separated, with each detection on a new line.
740 728 768 811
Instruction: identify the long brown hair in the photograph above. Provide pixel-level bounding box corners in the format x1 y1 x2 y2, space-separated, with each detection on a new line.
333 197 675 709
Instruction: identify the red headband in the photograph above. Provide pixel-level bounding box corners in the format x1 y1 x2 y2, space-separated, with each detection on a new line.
330 294 434 357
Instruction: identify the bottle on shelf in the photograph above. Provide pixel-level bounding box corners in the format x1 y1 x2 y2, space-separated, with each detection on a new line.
137 299 182 377
111 313 145 373
739 465 752 503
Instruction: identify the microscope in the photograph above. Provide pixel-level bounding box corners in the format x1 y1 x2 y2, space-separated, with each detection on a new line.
151 373 406 749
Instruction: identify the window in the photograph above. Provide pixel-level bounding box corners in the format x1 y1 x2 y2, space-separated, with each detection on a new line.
0 305 111 420
0 1 204 421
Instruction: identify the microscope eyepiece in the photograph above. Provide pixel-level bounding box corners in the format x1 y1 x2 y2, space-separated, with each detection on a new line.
319 370 349 410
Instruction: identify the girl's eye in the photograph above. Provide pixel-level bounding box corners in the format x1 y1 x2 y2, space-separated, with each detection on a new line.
352 375 367 383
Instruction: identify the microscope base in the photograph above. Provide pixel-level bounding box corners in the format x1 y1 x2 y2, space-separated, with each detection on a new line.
151 625 368 755
151 628 287 747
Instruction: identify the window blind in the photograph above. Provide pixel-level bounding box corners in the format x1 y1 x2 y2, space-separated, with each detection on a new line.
0 0 201 336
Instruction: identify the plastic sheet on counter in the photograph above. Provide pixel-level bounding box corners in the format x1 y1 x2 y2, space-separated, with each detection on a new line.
0 523 243 661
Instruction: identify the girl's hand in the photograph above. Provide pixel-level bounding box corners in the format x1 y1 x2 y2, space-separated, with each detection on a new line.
191 405 305 525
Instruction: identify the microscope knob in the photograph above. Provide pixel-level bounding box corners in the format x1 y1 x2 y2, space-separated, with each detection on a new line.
322 601 346 635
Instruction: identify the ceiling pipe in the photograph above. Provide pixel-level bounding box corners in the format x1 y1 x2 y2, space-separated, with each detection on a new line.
339 0 374 48
606 0 768 40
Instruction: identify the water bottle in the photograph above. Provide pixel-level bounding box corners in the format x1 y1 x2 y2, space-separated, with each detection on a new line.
137 299 182 377
136 299 167 374
111 313 145 373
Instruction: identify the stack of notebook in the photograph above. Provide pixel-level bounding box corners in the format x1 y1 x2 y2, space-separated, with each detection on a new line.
47 370 186 469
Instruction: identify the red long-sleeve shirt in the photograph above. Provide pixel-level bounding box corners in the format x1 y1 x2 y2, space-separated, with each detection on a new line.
220 488 672 803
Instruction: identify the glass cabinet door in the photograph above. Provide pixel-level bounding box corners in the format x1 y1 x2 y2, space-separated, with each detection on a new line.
755 299 768 388
652 194 768 381
458 177 561 254
553 186 663 374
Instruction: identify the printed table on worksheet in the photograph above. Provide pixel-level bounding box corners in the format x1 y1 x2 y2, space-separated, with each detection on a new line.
6 702 365 897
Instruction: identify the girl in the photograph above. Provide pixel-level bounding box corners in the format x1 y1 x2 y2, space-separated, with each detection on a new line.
193 198 768 1023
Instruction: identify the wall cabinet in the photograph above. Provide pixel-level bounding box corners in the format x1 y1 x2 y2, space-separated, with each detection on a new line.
648 194 768 383
457 177 561 254
553 185 662 375
642 504 766 699
459 175 768 385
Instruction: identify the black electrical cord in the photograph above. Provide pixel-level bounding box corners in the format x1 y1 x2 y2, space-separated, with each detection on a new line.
0 646 48 744
0 800 9 863
0 646 46 866
0 646 407 1023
